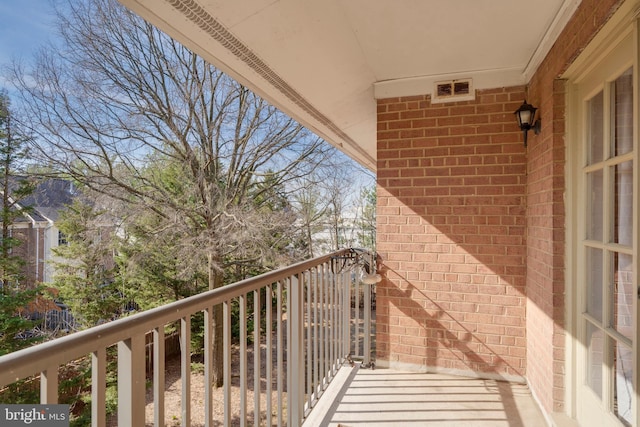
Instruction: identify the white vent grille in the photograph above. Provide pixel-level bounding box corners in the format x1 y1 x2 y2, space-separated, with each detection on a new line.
432 78 474 103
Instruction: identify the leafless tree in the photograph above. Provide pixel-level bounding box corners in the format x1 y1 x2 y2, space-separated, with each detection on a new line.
290 164 374 257
323 167 352 251
8 0 332 385
292 181 330 258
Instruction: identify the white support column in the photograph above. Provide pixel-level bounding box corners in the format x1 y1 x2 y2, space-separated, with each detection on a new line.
118 335 145 426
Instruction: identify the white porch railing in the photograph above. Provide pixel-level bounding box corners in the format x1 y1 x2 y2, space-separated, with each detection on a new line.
0 248 377 426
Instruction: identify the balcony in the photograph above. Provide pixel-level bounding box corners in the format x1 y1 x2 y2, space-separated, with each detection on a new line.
0 248 546 426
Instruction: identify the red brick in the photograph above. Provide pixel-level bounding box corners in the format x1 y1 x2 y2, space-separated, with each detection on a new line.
371 14 590 400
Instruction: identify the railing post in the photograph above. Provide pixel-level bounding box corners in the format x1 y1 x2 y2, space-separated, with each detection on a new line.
342 268 350 361
204 308 213 427
253 289 261 427
223 300 232 426
353 278 360 359
288 274 304 426
118 335 146 426
276 282 284 427
312 269 319 401
305 271 312 405
364 280 372 365
330 260 342 379
181 316 191 427
319 263 326 388
265 285 273 427
40 366 58 404
153 327 165 427
239 294 247 425
92 348 107 427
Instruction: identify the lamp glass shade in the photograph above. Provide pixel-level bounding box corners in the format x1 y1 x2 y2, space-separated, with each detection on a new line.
362 273 382 285
515 101 537 129
518 110 532 126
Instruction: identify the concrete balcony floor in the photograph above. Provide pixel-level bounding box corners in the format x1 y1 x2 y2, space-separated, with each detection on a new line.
304 364 548 427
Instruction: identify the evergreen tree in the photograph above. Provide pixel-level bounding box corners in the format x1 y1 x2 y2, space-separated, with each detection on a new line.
115 161 295 309
116 209 205 309
0 91 40 355
51 197 120 328
356 186 376 252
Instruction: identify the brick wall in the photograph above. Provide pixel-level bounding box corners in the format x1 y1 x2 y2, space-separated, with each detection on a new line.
375 0 628 416
376 88 528 379
375 0 627 416
9 226 40 286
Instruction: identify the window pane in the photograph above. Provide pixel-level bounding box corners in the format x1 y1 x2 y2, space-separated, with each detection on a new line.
611 252 633 341
613 161 633 246
588 91 604 164
587 247 603 322
587 170 603 241
613 68 633 157
614 342 633 426
587 322 604 399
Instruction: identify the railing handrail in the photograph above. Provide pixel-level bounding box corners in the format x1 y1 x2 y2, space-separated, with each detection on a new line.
0 249 352 387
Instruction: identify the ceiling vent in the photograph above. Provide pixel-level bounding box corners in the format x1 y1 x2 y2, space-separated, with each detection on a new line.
432 78 474 104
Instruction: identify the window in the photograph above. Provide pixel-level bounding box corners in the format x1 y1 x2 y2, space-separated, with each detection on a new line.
58 231 68 246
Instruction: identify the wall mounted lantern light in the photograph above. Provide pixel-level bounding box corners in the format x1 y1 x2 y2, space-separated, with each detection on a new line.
514 100 541 147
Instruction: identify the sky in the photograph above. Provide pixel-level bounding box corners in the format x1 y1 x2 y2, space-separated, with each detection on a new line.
0 0 56 90
0 1 374 186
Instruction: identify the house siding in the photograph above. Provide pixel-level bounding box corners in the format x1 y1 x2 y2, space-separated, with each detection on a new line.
376 0 627 418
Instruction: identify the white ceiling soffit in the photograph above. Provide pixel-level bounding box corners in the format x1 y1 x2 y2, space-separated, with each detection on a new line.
119 0 581 171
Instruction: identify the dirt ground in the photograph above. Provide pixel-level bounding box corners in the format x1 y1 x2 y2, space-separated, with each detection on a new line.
106 306 374 426
108 343 285 427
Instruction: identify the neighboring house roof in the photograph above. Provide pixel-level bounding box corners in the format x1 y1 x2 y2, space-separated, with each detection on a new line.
11 178 78 225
